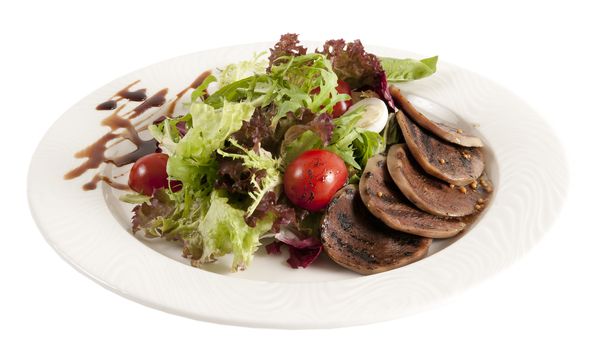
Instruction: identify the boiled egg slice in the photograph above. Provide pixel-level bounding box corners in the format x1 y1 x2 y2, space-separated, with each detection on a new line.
345 98 389 133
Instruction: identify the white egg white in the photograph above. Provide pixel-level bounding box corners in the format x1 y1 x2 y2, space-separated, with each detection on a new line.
345 98 389 133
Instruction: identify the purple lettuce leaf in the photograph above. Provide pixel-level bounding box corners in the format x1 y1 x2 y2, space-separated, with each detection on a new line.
287 245 323 269
265 228 324 269
268 33 308 69
245 191 296 230
230 106 277 153
318 39 396 110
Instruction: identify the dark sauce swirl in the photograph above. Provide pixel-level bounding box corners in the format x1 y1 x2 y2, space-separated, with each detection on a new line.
66 71 212 191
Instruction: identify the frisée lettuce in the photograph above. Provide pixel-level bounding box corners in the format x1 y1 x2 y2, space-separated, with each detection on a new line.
129 33 438 272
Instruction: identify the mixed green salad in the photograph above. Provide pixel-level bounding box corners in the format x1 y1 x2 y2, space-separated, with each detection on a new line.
123 34 437 271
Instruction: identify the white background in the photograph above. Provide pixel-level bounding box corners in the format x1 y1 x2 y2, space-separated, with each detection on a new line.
2 0 597 348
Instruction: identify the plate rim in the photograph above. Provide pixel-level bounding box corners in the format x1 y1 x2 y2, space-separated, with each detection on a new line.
27 41 569 328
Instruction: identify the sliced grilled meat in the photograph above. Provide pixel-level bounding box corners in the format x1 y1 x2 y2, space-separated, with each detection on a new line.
321 185 432 275
396 109 484 186
359 154 466 238
387 144 493 217
389 86 483 147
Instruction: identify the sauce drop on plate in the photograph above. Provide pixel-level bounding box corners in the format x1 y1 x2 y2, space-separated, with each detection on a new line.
66 71 212 191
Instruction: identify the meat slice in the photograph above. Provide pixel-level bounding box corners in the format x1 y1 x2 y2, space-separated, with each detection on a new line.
359 154 465 238
396 109 484 186
387 144 493 217
389 86 483 147
320 185 432 275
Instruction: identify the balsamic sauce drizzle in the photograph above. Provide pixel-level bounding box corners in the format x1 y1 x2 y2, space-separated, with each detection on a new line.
65 71 212 191
96 80 147 110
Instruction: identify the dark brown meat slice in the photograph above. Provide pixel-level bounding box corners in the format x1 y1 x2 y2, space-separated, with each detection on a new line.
320 185 432 275
396 110 484 186
389 85 483 147
359 154 466 238
387 144 493 217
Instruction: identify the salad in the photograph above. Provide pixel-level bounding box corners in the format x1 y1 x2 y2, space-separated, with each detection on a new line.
122 34 440 272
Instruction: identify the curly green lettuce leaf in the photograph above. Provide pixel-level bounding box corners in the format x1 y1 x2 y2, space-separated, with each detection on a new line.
380 56 438 82
269 53 348 125
324 106 366 169
205 75 276 109
218 52 268 88
166 101 255 188
217 139 282 217
206 53 349 129
131 189 273 271
193 190 274 271
283 112 360 167
131 189 206 241
148 114 192 155
282 105 383 171
150 74 218 156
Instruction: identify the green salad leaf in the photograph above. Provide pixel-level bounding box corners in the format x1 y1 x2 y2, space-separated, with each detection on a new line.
191 74 217 103
195 190 274 271
218 52 268 88
130 36 438 273
325 110 363 169
268 54 350 127
283 106 384 170
282 130 323 164
119 193 151 204
205 75 276 109
132 188 273 271
380 56 438 82
148 114 192 155
382 112 402 145
217 139 282 216
353 130 386 168
139 96 280 271
206 53 350 129
167 101 254 189
131 189 206 241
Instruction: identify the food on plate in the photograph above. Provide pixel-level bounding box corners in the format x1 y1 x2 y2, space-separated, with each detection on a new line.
387 144 492 217
284 149 348 212
396 109 485 185
359 154 466 238
313 79 353 118
128 153 181 195
320 185 432 275
67 33 494 275
389 85 483 147
346 97 388 132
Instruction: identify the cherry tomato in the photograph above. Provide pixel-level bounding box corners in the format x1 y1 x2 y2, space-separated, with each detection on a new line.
284 150 348 212
128 153 181 195
331 80 353 118
312 80 353 118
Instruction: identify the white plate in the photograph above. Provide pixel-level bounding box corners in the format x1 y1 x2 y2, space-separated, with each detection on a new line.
27 42 568 328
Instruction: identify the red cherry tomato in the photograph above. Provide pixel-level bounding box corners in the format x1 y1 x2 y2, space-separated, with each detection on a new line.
312 80 353 118
284 150 348 212
128 153 181 195
331 80 353 118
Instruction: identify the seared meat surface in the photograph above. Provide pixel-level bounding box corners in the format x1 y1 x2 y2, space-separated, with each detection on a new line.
396 110 484 186
359 154 466 238
321 185 432 275
387 144 493 217
390 86 483 147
